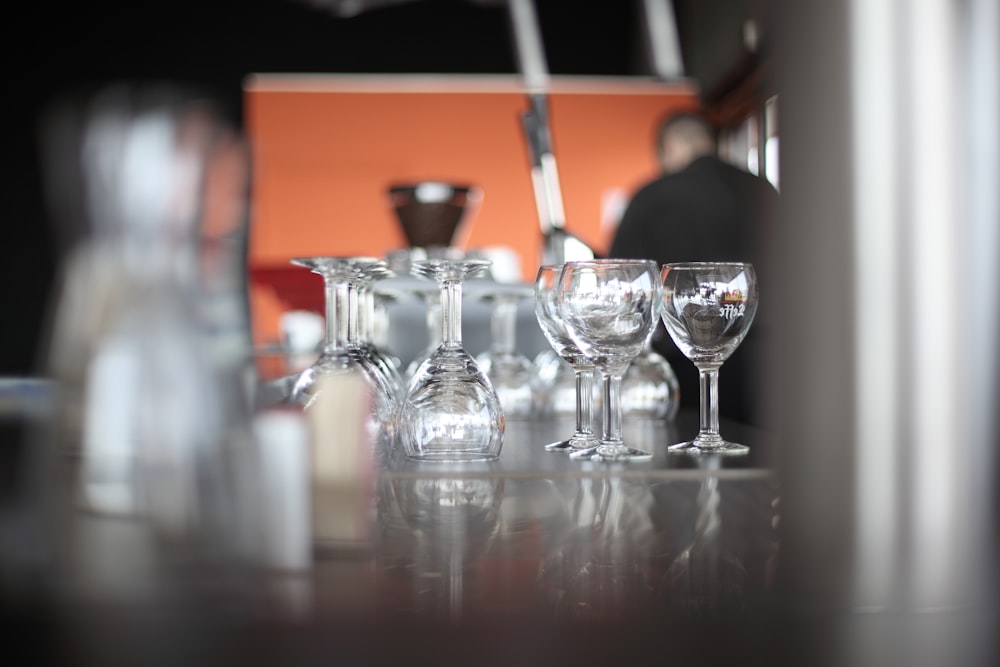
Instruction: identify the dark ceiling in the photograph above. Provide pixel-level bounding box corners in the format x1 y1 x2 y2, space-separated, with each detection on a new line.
20 1 647 113
17 0 768 120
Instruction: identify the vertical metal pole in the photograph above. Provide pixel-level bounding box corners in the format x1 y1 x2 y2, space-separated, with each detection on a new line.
638 0 685 80
507 0 593 265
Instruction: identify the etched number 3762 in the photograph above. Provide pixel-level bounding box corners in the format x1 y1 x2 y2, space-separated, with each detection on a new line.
720 303 746 320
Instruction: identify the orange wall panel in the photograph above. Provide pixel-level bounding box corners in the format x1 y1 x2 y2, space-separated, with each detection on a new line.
245 75 699 344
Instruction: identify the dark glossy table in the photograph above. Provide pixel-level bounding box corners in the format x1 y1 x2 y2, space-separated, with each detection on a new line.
7 383 994 667
5 402 790 666
341 409 780 619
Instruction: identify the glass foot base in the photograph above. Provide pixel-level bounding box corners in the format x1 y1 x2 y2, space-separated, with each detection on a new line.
544 440 574 452
545 437 599 453
405 450 501 463
668 440 749 456
569 444 652 462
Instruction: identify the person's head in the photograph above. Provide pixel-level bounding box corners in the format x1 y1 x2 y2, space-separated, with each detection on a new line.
657 110 718 173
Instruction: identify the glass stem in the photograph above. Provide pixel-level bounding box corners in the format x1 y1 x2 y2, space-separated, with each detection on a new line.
441 280 463 349
491 296 517 355
357 282 372 346
324 277 351 354
372 297 389 349
425 298 442 348
601 372 623 444
698 363 722 442
345 282 361 348
575 367 595 437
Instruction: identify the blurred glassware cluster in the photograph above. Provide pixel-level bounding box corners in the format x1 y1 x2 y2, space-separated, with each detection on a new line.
9 84 683 615
258 179 683 452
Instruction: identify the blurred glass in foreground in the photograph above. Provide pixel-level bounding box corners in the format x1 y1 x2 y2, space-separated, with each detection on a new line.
26 82 263 608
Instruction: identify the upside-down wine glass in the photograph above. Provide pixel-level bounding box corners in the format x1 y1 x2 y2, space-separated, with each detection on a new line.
289 256 399 446
558 259 662 462
474 282 538 420
403 283 443 382
396 258 504 462
532 348 582 418
660 262 758 455
621 327 681 420
371 285 405 375
533 264 599 454
353 262 405 402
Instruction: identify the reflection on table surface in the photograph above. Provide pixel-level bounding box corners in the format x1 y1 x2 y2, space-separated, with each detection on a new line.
373 433 780 624
5 408 786 665
462 409 776 474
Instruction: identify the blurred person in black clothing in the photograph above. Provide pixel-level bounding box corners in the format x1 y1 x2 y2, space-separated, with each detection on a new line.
608 109 779 427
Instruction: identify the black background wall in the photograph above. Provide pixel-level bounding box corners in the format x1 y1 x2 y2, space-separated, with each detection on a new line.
4 0 765 375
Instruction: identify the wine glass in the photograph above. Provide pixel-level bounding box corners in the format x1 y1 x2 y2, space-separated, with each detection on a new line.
621 329 681 420
557 259 662 462
396 258 504 462
533 264 599 453
660 262 758 455
352 261 405 402
532 348 578 417
288 257 399 446
370 285 405 374
403 283 443 382
474 282 538 420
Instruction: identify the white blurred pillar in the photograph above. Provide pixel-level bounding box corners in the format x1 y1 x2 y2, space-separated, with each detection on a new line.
774 0 998 664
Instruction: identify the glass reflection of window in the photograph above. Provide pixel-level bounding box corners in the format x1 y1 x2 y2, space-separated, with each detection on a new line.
764 95 780 191
718 95 779 192
429 412 482 442
745 113 761 177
